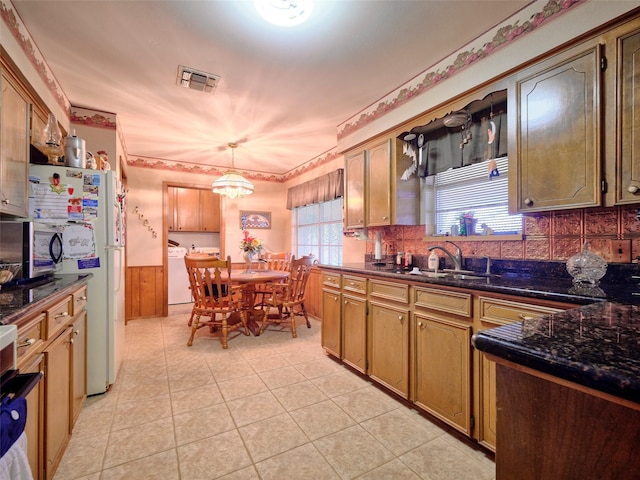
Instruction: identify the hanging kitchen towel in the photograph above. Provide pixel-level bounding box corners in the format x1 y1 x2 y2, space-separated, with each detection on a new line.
0 432 32 480
1 395 27 458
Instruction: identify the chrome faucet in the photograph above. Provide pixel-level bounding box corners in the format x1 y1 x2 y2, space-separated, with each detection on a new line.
428 241 463 271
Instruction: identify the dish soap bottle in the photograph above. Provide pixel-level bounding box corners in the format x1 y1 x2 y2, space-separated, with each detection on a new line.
428 251 439 271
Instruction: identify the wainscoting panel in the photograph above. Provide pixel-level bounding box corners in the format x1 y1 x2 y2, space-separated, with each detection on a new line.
126 266 164 319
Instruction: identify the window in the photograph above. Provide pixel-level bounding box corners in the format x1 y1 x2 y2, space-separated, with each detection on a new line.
422 157 522 235
293 198 343 265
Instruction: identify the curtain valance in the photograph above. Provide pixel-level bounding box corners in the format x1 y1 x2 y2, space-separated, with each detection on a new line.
286 168 344 209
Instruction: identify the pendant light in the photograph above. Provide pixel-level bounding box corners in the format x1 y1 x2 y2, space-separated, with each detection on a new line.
211 142 254 199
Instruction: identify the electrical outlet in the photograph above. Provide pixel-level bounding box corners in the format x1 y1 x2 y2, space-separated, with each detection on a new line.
609 239 631 263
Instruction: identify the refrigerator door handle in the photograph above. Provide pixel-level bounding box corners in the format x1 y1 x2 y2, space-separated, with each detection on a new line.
105 245 124 293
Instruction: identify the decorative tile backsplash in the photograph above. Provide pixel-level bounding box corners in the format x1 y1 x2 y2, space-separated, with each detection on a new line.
367 205 640 264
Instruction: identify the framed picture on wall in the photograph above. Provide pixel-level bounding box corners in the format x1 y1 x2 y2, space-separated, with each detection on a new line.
240 210 271 229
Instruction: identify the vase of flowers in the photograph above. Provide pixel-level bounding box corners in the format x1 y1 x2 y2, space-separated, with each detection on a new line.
459 212 477 236
239 230 263 272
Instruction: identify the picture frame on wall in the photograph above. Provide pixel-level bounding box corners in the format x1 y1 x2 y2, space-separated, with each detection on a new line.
240 210 271 229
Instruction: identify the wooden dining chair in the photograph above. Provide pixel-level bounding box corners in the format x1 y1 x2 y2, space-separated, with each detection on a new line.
257 255 314 337
184 254 249 349
253 252 292 307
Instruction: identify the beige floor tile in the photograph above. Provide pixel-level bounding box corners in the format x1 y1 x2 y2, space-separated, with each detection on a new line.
355 458 422 479
177 430 252 478
313 424 395 479
103 417 176 469
209 357 257 382
289 399 356 440
173 402 236 446
100 449 180 480
53 432 108 479
361 409 442 456
311 370 372 397
226 390 286 427
257 364 307 389
399 436 495 480
255 443 340 480
116 375 170 404
170 382 225 414
238 413 310 463
294 358 345 379
111 393 172 432
271 379 329 411
217 373 268 401
217 465 261 479
168 368 216 392
332 385 400 423
247 353 291 373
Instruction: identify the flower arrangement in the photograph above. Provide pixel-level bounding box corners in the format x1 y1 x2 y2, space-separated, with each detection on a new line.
458 212 476 236
239 230 263 254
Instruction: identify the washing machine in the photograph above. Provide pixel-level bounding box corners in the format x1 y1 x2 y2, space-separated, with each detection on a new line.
168 247 192 304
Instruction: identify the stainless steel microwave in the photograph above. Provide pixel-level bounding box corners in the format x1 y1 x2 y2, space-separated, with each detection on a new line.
0 221 63 281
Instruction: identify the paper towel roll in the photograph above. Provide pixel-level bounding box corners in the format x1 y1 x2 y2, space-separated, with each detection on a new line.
375 231 382 260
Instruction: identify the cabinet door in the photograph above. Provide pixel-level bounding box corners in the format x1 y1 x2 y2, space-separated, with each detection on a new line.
345 150 365 229
175 187 201 231
321 289 341 358
167 186 176 231
413 313 471 435
342 293 367 373
510 45 601 212
0 71 30 217
368 301 409 398
616 27 640 204
20 353 44 480
200 189 220 231
70 311 87 429
44 327 72 479
367 139 391 226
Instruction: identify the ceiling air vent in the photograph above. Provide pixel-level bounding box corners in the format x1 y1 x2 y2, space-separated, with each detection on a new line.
176 66 220 93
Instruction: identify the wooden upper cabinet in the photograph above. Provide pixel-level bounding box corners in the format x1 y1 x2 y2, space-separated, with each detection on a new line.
612 21 640 205
1 70 30 217
168 186 220 232
509 43 602 213
345 150 365 229
199 190 220 232
367 139 391 226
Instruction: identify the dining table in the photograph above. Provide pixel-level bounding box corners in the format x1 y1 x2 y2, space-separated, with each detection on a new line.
230 269 289 335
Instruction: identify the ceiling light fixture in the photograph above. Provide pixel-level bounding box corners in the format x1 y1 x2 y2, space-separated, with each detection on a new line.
176 65 220 93
254 0 313 27
212 143 254 199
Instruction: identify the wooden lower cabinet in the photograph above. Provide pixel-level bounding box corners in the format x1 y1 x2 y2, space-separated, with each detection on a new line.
44 326 73 479
20 353 45 480
321 288 341 358
10 282 88 480
474 295 570 451
413 313 472 435
70 311 87 427
368 300 410 398
342 293 367 373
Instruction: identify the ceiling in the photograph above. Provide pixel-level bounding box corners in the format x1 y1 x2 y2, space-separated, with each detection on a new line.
11 0 530 176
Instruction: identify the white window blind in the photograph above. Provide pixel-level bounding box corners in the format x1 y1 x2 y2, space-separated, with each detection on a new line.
293 198 343 265
423 157 522 234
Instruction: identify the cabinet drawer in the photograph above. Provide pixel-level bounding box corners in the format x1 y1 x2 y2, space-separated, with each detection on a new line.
45 296 73 339
17 313 45 363
369 280 409 303
322 273 342 289
343 275 367 295
478 296 565 326
72 286 88 316
413 286 472 318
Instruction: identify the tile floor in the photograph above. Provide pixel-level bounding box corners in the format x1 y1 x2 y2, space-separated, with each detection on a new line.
53 305 496 479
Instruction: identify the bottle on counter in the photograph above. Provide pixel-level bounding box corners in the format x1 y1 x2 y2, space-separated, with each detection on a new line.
396 252 404 266
428 251 439 271
190 244 196 253
404 251 412 269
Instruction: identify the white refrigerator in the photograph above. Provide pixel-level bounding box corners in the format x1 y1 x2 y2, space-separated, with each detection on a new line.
29 164 125 395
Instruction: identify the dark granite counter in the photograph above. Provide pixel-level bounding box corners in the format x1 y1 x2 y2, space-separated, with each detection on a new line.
0 274 92 325
320 261 640 306
472 301 640 404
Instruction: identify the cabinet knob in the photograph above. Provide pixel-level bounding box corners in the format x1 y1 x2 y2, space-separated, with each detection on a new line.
628 184 639 194
55 312 69 319
518 314 534 321
77 296 87 302
69 338 75 345
524 198 534 207
74 329 79 336
1 198 8 205
417 321 423 328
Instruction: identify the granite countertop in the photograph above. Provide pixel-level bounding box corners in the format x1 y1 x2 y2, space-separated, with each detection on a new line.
320 262 640 306
472 302 640 404
0 274 92 325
